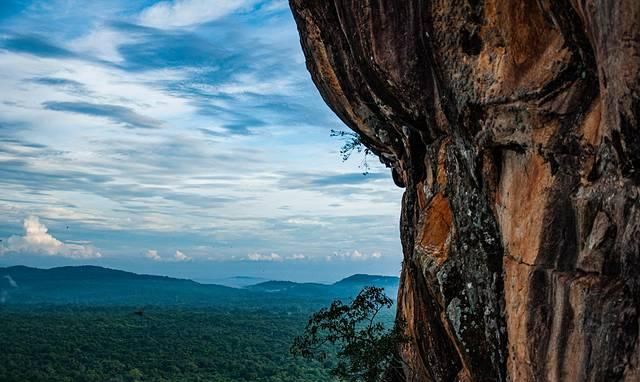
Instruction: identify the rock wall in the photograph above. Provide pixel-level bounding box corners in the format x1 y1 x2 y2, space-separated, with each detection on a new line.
289 1 640 381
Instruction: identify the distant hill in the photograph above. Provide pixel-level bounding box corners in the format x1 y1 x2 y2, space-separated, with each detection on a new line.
0 265 250 307
0 266 399 308
334 273 399 287
2 265 185 283
246 273 399 299
199 275 269 288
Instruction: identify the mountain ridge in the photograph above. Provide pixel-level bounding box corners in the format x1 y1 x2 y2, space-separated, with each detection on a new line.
1 265 399 287
0 265 400 306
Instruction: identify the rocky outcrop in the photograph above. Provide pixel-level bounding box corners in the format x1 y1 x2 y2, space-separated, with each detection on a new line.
289 1 640 381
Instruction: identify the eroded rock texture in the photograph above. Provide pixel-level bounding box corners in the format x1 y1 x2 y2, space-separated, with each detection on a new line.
289 1 640 381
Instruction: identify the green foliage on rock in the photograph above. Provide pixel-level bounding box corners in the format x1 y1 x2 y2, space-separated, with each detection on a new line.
330 129 373 174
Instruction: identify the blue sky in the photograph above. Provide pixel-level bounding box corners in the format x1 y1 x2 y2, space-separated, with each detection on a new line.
0 0 402 282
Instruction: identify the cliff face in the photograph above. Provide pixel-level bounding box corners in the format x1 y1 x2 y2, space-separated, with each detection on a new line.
289 1 640 381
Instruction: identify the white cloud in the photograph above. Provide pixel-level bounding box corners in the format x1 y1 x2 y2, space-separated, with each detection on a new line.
0 216 101 259
212 73 299 97
145 249 192 262
69 27 135 63
285 218 327 227
145 249 162 261
261 0 289 13
247 252 282 262
350 250 365 260
326 250 383 262
139 0 256 29
243 253 305 262
174 250 192 261
0 51 194 138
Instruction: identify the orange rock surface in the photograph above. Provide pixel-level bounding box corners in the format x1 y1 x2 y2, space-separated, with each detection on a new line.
290 1 640 380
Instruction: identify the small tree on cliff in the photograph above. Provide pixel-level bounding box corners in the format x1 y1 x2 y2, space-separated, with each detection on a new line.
291 286 410 382
330 129 372 174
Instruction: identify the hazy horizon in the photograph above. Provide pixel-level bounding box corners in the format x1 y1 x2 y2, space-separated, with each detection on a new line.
0 257 402 284
0 261 401 285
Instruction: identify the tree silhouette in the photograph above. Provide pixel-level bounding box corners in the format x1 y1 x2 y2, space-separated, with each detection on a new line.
291 287 410 382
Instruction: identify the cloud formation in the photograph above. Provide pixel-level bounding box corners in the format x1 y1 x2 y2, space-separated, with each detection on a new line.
145 249 192 262
247 252 283 262
0 216 101 259
0 34 75 58
174 250 192 261
68 27 134 63
43 101 162 129
326 250 383 262
145 249 162 261
0 0 403 273
139 0 256 28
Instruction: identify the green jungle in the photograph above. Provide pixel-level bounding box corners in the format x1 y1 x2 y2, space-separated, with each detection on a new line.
0 266 398 382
